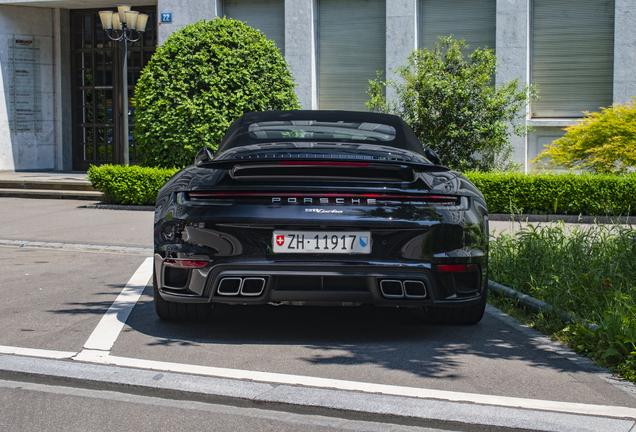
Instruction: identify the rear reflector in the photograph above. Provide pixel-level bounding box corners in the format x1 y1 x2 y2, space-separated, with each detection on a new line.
437 264 479 272
164 259 208 268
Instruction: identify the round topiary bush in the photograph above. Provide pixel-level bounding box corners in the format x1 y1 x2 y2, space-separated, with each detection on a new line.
134 18 300 168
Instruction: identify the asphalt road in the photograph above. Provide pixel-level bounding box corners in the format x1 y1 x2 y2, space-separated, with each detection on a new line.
0 198 635 431
0 379 455 432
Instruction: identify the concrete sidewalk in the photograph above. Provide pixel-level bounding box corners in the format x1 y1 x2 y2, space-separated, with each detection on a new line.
0 170 103 200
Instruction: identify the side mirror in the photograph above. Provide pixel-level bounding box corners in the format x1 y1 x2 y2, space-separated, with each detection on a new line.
195 147 215 166
424 148 442 166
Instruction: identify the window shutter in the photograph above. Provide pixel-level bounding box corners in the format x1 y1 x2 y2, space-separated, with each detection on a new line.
319 0 386 111
223 0 285 56
420 0 496 52
531 0 614 118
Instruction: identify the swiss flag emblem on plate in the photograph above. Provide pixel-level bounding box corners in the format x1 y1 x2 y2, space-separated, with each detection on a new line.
276 235 285 246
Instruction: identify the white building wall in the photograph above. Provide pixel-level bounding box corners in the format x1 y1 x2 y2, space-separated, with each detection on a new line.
0 0 633 171
614 0 636 105
0 4 57 171
385 0 417 104
156 0 221 44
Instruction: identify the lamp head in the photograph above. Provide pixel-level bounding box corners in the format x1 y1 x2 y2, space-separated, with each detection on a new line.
136 13 149 33
125 10 139 30
117 4 131 24
98 11 113 30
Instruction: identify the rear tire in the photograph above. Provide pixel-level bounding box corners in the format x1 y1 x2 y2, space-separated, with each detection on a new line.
153 272 213 320
423 285 487 325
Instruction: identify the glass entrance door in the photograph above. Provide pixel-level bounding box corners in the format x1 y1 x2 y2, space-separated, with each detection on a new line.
71 8 157 170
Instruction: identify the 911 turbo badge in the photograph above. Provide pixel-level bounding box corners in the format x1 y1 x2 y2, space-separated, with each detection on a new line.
153 110 489 325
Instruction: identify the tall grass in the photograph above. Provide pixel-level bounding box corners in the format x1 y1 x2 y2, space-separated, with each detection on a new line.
490 222 636 380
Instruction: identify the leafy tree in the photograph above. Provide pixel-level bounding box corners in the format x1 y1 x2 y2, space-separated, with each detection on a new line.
134 18 300 168
533 99 636 174
367 36 537 171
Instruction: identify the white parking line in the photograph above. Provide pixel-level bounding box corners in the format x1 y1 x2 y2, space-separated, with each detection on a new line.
0 345 76 359
81 257 153 352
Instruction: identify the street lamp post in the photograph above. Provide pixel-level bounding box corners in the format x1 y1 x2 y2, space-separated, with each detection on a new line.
99 6 149 165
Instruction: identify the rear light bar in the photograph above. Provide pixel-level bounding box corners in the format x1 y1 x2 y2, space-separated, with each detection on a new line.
187 191 459 203
437 264 480 272
164 259 208 268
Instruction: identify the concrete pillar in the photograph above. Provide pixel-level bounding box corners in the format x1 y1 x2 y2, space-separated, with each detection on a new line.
496 0 530 171
156 0 222 45
284 0 317 109
613 0 636 105
385 0 418 104
53 7 72 171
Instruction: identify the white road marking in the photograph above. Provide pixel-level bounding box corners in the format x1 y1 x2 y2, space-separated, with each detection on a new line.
71 350 636 420
81 257 153 352
0 345 76 359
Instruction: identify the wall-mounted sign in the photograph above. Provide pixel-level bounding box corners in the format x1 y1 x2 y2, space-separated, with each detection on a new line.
8 37 42 133
161 13 172 23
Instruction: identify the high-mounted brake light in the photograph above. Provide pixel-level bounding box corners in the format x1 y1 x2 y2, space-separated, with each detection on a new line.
278 161 370 167
437 264 479 272
164 259 208 268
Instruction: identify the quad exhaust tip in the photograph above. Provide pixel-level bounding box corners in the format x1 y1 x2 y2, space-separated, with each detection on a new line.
217 277 266 297
379 279 427 299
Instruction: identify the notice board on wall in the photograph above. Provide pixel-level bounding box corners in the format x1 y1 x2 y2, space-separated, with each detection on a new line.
8 37 42 133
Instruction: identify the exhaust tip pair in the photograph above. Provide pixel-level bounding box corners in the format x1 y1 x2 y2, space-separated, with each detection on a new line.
217 277 266 296
379 279 427 299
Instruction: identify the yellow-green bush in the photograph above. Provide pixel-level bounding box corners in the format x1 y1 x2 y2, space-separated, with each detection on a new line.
533 98 636 174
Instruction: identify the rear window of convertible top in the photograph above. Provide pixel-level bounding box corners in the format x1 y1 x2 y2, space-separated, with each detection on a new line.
248 120 397 142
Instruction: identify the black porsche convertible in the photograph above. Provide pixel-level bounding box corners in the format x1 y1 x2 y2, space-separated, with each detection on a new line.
153 110 489 324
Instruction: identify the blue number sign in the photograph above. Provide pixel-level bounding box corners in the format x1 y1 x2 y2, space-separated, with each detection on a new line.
161 13 172 23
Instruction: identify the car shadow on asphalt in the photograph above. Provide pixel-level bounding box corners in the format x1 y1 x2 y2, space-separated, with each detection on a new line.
117 285 585 381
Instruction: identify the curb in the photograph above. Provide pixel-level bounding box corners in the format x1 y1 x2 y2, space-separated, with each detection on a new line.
0 354 632 432
488 281 599 331
82 203 155 211
488 214 632 224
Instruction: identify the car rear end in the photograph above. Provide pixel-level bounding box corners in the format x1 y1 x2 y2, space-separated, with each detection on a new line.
153 145 489 321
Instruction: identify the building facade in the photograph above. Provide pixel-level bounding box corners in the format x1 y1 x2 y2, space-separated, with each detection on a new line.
0 0 634 172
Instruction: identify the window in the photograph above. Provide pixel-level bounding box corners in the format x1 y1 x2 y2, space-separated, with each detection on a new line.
531 0 615 118
223 0 285 55
318 0 386 110
420 0 496 52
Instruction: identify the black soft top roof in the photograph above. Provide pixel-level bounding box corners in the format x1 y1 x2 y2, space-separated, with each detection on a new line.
217 110 425 155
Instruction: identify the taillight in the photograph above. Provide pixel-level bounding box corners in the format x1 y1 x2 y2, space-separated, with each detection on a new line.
164 259 208 268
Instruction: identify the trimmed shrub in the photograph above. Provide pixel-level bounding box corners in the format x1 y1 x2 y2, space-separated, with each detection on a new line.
87 165 180 205
465 171 636 216
134 18 300 168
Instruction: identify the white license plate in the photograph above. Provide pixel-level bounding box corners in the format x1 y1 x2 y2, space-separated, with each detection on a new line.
273 231 371 254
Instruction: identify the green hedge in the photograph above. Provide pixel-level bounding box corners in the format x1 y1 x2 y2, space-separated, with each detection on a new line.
465 171 636 216
87 165 636 214
87 165 180 206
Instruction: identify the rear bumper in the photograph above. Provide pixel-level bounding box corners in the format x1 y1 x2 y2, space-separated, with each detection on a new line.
155 256 485 308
